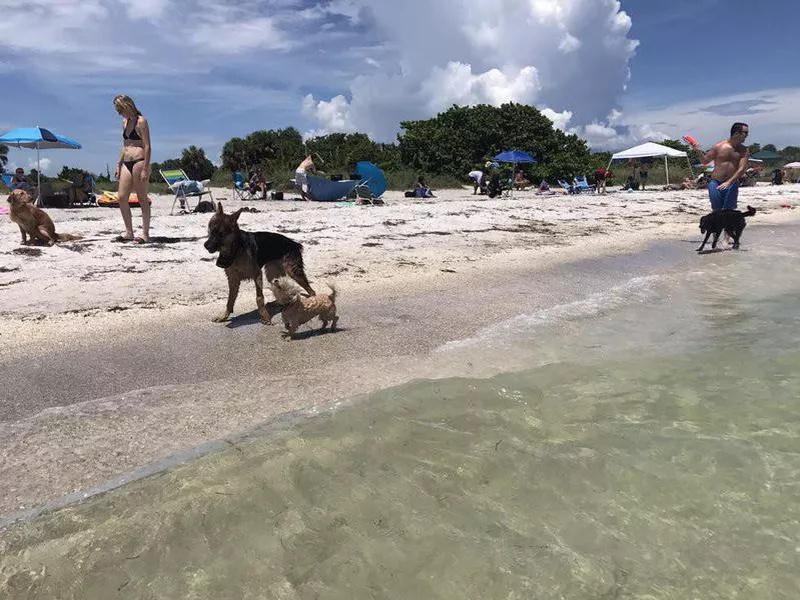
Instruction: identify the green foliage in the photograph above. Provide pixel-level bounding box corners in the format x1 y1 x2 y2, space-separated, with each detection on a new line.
383 169 464 191
180 145 216 180
57 165 97 183
397 103 593 182
748 142 761 155
208 107 800 191
762 144 777 153
659 138 705 166
306 133 402 173
0 143 8 174
781 146 800 162
221 128 305 173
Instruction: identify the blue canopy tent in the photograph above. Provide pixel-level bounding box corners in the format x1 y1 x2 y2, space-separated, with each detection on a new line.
493 150 536 197
0 126 82 206
305 175 360 202
305 161 388 202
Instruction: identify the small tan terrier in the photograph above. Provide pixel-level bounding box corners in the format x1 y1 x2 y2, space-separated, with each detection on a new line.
269 276 338 339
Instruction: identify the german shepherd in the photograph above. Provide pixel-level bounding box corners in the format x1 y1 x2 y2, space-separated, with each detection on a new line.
204 202 315 324
697 205 756 252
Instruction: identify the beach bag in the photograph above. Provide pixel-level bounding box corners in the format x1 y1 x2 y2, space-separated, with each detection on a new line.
193 200 215 213
271 191 284 200
404 191 415 198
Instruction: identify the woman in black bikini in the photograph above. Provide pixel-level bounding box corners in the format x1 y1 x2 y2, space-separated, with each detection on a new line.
114 94 151 243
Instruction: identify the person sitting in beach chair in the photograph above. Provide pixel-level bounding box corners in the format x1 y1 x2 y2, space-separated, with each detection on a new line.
233 171 256 201
9 168 33 192
248 169 271 200
513 170 530 190
67 171 96 206
415 176 435 198
622 175 639 191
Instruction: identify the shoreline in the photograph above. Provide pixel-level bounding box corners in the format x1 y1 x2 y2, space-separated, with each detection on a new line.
1 185 799 523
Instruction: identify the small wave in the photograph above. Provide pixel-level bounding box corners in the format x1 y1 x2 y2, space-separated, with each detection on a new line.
437 274 663 353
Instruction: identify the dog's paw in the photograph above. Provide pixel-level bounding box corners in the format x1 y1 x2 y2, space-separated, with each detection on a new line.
211 312 230 323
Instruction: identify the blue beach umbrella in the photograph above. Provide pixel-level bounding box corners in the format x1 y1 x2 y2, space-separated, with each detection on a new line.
494 150 536 164
493 150 536 198
355 161 387 197
0 126 82 205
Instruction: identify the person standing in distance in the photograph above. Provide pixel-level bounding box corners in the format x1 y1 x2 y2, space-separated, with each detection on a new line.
113 94 152 243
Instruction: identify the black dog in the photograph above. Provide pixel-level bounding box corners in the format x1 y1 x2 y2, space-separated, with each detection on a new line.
204 202 315 324
697 205 756 252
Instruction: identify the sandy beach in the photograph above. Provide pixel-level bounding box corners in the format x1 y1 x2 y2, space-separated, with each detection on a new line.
1 183 799 523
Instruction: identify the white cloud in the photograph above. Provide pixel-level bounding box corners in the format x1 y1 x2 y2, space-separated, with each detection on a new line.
0 0 114 60
28 157 52 174
541 108 573 131
302 94 355 133
303 0 639 141
189 17 291 53
558 33 581 53
126 0 170 20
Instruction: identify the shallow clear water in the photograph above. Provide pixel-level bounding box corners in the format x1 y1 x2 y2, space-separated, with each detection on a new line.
2 227 800 599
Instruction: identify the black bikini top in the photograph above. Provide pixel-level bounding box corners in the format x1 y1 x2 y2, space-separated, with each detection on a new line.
123 119 142 141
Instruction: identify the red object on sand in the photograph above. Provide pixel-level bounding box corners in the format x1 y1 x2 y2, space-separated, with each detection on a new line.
683 135 700 147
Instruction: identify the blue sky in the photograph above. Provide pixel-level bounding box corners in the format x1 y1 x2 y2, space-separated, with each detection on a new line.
623 0 798 109
1 0 797 175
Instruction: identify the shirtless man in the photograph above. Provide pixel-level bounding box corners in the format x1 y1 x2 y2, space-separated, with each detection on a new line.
295 153 323 201
689 122 750 211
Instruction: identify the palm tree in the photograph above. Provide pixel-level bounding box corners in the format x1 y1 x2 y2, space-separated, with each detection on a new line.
0 143 8 174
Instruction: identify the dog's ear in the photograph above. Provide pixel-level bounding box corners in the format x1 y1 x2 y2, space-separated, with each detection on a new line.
232 208 243 222
216 202 224 216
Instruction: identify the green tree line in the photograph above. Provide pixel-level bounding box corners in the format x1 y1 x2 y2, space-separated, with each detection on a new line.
6 104 800 187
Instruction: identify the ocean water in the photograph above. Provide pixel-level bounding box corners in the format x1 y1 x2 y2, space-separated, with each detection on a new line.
2 226 800 599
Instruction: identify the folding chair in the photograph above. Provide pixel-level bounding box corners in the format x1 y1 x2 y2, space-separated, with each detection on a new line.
85 174 98 205
160 169 215 214
573 176 594 194
558 180 576 194
233 171 257 201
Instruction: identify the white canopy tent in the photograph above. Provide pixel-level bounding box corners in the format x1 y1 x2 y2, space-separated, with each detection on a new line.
607 142 693 185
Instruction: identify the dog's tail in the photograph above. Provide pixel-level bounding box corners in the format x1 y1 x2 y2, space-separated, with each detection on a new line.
326 281 337 303
54 233 83 242
743 205 756 217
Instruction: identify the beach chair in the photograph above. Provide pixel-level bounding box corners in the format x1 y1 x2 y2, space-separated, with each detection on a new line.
85 174 98 205
573 176 594 193
160 168 215 214
65 173 98 206
558 180 576 194
232 171 256 201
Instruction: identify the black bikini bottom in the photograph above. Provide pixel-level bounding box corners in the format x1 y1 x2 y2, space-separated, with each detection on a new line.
123 158 144 173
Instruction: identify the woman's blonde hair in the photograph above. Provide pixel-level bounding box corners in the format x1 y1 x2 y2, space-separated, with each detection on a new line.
113 94 141 116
